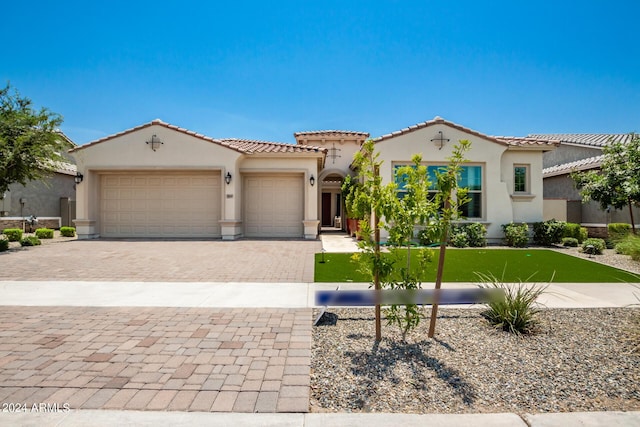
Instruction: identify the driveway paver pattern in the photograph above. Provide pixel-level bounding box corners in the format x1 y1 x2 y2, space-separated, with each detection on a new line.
0 307 311 413
1 239 321 282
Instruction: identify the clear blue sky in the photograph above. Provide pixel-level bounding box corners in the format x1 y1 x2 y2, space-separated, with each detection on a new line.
2 1 639 145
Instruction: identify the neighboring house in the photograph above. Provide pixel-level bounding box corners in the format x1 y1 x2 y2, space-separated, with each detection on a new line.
70 117 557 243
534 133 640 231
0 132 77 231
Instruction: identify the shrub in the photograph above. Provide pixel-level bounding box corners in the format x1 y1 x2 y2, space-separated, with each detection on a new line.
60 226 76 237
0 237 9 252
582 238 606 255
533 219 566 246
450 231 469 248
417 223 443 247
562 237 579 247
477 273 547 335
35 228 54 239
502 222 529 247
2 228 23 242
464 222 487 247
20 236 41 246
615 235 640 261
563 223 588 243
447 223 487 248
608 223 632 243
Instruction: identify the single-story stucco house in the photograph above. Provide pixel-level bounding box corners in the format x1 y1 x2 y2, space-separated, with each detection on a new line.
70 117 559 242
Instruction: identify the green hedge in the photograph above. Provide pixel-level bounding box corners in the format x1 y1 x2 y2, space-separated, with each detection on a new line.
563 223 588 243
582 238 606 255
2 228 23 242
562 237 579 247
0 237 9 252
20 236 41 246
502 222 529 247
60 226 76 237
35 228 54 239
448 222 487 248
532 219 566 246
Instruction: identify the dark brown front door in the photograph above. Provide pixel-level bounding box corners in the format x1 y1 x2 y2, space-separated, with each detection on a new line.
322 193 332 226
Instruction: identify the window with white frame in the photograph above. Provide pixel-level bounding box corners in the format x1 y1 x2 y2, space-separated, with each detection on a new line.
514 164 529 193
394 164 483 218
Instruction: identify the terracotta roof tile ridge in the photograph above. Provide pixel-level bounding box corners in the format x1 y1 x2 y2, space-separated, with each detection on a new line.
218 137 326 154
294 130 370 137
373 116 505 144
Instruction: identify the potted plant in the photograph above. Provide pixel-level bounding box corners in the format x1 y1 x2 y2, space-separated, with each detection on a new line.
341 175 364 237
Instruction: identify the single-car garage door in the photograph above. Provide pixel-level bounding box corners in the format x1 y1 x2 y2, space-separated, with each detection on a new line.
101 172 221 238
244 174 304 238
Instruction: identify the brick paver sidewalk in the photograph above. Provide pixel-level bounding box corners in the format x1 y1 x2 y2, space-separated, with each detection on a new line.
0 307 311 412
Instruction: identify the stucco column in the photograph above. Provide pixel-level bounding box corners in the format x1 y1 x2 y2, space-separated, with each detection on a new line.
73 170 99 239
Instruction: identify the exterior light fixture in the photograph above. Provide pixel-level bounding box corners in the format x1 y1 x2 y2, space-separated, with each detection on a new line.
74 172 84 184
225 172 232 185
310 175 315 186
431 130 450 150
146 134 163 151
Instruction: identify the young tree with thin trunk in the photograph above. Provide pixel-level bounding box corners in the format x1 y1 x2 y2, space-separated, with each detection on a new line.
349 139 471 340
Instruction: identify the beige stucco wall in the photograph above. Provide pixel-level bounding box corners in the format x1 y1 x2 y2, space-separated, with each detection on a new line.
239 155 320 224
71 124 322 239
500 150 546 225
543 199 567 221
72 124 241 239
375 124 523 241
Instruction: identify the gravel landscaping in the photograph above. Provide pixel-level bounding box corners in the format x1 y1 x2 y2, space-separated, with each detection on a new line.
311 249 640 414
311 307 640 414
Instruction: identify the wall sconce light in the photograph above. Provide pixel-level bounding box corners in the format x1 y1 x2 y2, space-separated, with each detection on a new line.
431 130 450 150
74 172 84 184
225 172 232 185
310 175 315 186
146 134 163 151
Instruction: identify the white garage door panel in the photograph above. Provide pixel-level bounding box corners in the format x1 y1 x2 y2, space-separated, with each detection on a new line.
244 175 304 238
101 173 221 238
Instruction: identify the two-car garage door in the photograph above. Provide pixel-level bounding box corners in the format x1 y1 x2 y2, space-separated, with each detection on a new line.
101 173 221 238
100 172 304 239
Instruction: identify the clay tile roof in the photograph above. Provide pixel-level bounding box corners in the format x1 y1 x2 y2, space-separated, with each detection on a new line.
294 130 370 138
216 138 326 154
70 119 325 156
542 154 604 178
527 133 634 148
493 136 560 148
373 116 558 150
373 116 508 144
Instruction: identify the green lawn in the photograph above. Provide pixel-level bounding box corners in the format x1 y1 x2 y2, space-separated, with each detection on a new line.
314 249 640 283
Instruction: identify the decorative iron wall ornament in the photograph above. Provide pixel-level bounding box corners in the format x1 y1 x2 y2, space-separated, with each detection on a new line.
431 130 450 150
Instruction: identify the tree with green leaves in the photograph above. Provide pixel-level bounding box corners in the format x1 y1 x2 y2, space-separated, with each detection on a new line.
0 84 66 195
571 134 640 234
349 139 471 340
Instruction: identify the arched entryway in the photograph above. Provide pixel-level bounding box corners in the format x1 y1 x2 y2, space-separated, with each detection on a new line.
318 170 345 232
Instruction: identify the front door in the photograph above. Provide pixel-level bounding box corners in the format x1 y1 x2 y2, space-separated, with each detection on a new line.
322 192 332 226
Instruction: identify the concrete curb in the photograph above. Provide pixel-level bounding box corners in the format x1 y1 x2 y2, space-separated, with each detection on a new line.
2 410 639 427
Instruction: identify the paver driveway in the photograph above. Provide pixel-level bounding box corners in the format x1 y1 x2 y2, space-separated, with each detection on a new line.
0 307 311 413
1 239 321 282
